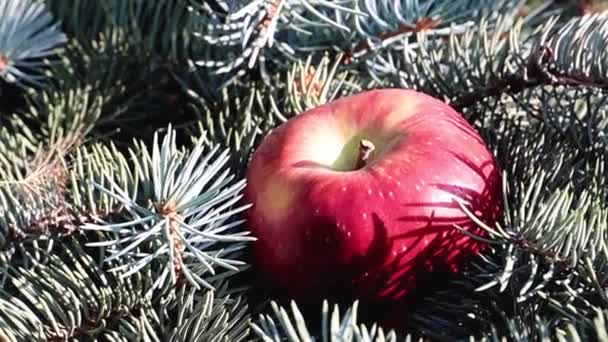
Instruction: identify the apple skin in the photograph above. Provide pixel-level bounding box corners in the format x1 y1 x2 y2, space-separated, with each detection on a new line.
244 88 502 303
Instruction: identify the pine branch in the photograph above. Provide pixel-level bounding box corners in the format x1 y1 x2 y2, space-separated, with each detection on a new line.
77 126 255 291
39 37 166 140
277 53 362 116
21 30 192 148
251 300 403 342
160 282 252 341
0 233 253 340
44 0 107 41
188 0 521 88
47 0 192 60
0 0 67 88
365 12 608 115
1 27 161 158
1 1 607 340
456 12 608 110
0 135 83 286
434 83 608 337
0 235 156 340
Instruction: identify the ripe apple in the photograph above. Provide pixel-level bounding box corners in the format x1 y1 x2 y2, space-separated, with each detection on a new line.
244 88 502 303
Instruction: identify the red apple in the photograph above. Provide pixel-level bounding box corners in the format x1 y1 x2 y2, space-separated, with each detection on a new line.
244 88 502 303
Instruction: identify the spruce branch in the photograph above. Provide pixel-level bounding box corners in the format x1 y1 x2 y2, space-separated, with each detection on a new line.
78 126 255 291
364 14 526 109
283 53 362 115
556 308 608 342
392 63 608 339
160 282 252 341
458 11 608 109
399 257 536 340
1 29 158 155
487 308 608 341
543 257 608 326
184 87 264 179
0 136 82 287
366 11 608 114
0 136 76 239
44 0 107 41
1 1 607 340
460 154 606 303
253 297 608 342
47 0 192 60
338 0 520 65
69 141 137 217
0 236 156 340
442 83 608 323
251 300 403 342
188 0 520 88
0 232 253 340
0 0 67 88
384 249 608 340
25 30 192 148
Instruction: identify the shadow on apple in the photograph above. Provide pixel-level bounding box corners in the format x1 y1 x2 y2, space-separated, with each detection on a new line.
242 89 503 334
248 154 501 332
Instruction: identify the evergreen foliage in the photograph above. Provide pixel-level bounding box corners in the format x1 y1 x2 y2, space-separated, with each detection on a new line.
0 0 607 340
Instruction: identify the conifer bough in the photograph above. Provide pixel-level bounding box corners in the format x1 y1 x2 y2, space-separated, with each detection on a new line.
0 0 66 87
244 88 503 304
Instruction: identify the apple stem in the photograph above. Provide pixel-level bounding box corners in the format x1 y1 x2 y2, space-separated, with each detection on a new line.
355 139 375 169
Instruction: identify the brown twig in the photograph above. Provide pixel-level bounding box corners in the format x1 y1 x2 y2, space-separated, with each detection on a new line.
256 0 282 38
155 201 185 282
47 303 144 341
293 65 322 97
0 133 87 249
0 54 7 72
342 17 441 64
451 45 608 112
574 0 608 16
